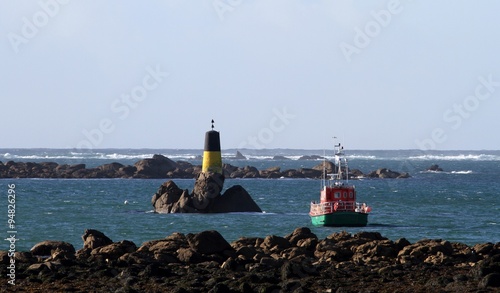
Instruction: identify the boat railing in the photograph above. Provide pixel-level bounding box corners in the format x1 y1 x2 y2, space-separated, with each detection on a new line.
310 201 370 216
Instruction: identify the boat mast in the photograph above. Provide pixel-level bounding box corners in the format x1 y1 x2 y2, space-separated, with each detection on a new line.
322 148 326 188
334 139 348 184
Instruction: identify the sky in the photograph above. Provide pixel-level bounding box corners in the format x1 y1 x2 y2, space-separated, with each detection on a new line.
1 0 500 150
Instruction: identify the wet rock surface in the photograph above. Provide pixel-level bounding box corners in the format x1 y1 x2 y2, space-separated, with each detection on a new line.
2 228 499 292
151 173 262 213
0 154 411 179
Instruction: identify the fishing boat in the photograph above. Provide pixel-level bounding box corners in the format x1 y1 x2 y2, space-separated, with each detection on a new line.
310 142 371 227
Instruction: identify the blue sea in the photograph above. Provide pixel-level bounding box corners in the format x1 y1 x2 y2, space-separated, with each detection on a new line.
1 148 499 252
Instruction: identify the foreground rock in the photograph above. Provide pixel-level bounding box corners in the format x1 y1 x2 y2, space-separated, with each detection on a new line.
0 155 410 179
1 228 498 292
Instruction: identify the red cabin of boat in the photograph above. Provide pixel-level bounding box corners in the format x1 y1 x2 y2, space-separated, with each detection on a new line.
320 184 357 212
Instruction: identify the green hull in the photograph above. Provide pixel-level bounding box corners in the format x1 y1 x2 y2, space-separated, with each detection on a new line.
311 212 368 227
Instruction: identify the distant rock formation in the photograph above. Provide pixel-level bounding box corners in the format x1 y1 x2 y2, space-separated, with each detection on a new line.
233 151 246 160
427 164 444 172
297 155 324 160
134 154 177 178
272 155 290 160
151 173 262 213
366 168 411 179
0 155 410 179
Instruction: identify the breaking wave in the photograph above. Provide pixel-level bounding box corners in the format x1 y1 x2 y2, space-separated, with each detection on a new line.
421 170 474 175
408 154 500 161
450 170 474 174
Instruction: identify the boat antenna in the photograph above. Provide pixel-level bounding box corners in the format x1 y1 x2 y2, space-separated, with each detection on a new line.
322 148 325 188
345 149 349 184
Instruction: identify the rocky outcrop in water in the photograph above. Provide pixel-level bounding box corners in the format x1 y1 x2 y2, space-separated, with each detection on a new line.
427 164 444 172
1 228 499 292
366 168 411 179
0 155 410 179
151 173 262 213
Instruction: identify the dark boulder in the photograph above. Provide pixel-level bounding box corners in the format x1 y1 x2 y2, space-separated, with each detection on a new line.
82 229 113 250
191 172 225 211
187 230 232 255
134 154 177 178
91 240 137 260
298 155 324 160
30 240 75 257
427 164 444 172
152 180 185 213
211 185 262 213
479 273 500 288
350 168 365 178
272 155 290 160
98 162 124 172
259 166 282 178
260 235 291 253
222 163 239 176
234 151 246 160
368 168 405 179
285 227 318 247
312 161 335 174
298 168 322 178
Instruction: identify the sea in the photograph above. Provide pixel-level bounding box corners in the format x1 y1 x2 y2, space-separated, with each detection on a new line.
1 148 499 252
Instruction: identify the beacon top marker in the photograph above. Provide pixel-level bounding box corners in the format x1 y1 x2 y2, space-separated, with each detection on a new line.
202 120 222 174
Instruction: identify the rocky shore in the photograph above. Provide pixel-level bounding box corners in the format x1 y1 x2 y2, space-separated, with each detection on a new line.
1 228 499 292
0 154 410 179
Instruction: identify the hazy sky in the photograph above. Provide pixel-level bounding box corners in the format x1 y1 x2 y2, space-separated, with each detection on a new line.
1 1 500 150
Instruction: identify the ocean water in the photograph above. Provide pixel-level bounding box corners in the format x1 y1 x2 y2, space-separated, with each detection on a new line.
1 149 499 251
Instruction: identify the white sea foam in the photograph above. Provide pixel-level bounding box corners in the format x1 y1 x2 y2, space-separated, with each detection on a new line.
104 153 155 160
450 170 473 174
1 152 191 161
2 153 86 160
408 154 500 161
3 149 500 163
420 170 474 175
346 155 377 160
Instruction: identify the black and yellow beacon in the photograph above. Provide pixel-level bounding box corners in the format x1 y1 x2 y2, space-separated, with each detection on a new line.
202 120 222 174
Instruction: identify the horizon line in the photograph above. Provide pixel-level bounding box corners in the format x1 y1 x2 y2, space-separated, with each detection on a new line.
0 147 499 152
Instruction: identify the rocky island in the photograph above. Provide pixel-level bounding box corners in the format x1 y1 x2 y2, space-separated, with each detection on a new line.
0 154 410 180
